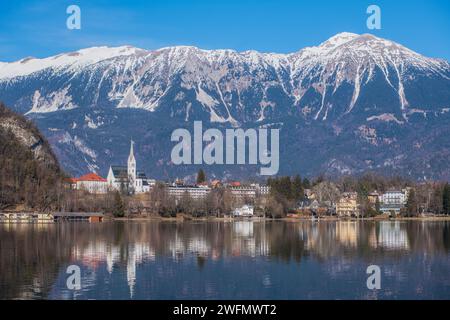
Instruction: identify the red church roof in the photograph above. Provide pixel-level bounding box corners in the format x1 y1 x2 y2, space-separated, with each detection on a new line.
72 173 107 182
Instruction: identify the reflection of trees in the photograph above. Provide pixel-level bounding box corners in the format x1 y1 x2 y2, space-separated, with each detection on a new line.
0 224 73 299
1 220 450 299
443 224 450 252
404 221 450 254
266 222 305 263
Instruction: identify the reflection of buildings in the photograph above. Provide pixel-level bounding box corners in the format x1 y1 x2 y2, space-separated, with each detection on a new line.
33 220 417 300
377 221 409 250
169 235 211 260
72 243 109 269
106 246 120 274
232 221 269 257
127 249 136 299
125 243 155 298
188 238 211 256
233 221 254 237
335 222 358 247
72 241 155 298
8 220 445 300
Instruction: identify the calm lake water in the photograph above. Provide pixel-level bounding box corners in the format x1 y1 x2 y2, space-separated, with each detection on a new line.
1 220 450 300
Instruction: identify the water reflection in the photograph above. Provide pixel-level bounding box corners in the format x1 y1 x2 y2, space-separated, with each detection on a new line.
1 220 449 299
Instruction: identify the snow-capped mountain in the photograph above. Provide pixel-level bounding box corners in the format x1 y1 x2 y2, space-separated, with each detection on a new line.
1 33 449 180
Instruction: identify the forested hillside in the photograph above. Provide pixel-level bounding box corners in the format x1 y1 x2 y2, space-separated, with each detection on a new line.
0 102 66 210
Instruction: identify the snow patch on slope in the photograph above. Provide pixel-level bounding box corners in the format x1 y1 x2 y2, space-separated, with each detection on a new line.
367 113 404 124
26 87 78 114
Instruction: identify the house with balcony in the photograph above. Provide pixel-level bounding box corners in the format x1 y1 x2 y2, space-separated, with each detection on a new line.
379 189 409 215
336 192 359 217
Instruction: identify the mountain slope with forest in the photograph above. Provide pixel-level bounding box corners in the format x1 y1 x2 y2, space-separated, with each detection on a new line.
0 102 64 210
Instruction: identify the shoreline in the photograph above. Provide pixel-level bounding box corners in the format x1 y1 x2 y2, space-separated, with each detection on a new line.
2 212 450 223
109 215 450 222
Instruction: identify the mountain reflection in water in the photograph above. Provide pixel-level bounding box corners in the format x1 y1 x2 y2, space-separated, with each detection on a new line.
1 220 449 300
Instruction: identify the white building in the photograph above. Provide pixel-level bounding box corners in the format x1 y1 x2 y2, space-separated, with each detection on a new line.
233 205 254 217
380 189 409 214
230 185 256 199
107 141 155 194
256 184 270 196
167 185 211 200
71 173 108 194
229 183 270 199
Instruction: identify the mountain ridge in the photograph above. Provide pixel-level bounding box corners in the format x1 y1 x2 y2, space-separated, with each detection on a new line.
0 32 449 180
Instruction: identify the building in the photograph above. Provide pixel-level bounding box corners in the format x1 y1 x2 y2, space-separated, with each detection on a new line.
211 180 222 188
379 189 409 215
304 189 315 200
297 199 320 211
32 213 54 222
296 199 324 216
257 184 271 196
107 141 155 194
233 205 254 217
336 192 359 217
71 173 108 194
53 212 104 222
368 192 380 205
229 183 270 199
230 185 256 199
167 185 211 200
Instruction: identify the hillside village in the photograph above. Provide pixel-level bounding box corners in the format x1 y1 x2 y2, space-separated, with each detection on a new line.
67 141 450 219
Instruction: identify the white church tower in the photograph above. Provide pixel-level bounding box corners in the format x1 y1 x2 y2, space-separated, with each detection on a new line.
128 140 136 192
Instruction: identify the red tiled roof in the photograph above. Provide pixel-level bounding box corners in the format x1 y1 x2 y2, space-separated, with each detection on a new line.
73 173 107 182
67 178 77 184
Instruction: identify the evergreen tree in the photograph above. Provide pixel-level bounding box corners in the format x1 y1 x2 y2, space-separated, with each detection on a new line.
292 175 304 201
443 183 450 215
302 178 311 190
280 176 293 200
113 191 125 217
406 188 418 216
196 169 206 184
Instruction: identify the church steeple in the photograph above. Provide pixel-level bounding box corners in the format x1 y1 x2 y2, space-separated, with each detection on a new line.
128 140 136 190
128 140 135 162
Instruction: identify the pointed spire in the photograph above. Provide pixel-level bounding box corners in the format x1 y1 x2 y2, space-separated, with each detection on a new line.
129 139 135 159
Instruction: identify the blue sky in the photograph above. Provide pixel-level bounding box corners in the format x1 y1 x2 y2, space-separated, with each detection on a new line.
0 0 449 62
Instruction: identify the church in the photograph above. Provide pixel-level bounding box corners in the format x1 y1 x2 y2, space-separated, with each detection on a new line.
107 141 155 194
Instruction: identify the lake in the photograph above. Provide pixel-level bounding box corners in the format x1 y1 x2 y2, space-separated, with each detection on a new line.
1 220 450 300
